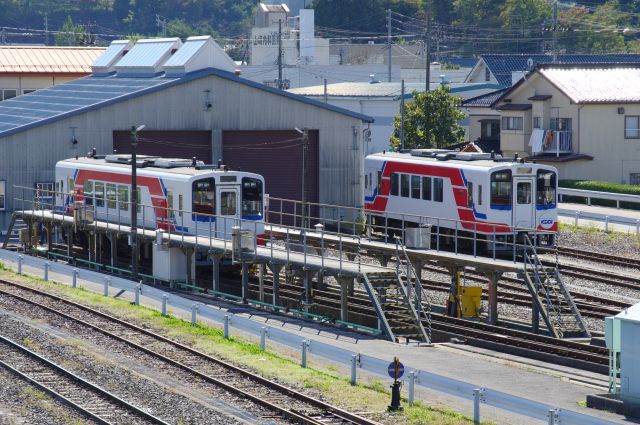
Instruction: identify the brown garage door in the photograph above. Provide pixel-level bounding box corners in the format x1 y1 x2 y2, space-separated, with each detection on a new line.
113 130 211 163
222 130 319 225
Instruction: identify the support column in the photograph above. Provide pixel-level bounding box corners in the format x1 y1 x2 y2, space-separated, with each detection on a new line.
108 233 117 267
269 264 283 306
258 264 266 302
302 270 314 310
211 253 221 293
411 259 425 315
378 255 390 267
67 227 74 260
98 232 103 265
185 248 194 284
338 277 353 322
446 267 462 317
315 270 325 290
348 278 355 297
241 262 249 303
485 271 502 325
46 222 52 254
532 302 540 334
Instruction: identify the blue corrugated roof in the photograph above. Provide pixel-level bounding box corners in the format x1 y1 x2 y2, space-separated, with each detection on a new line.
0 67 373 138
482 54 640 86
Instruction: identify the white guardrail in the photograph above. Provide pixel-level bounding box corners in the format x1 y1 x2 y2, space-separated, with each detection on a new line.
558 188 640 233
558 188 640 209
0 249 617 425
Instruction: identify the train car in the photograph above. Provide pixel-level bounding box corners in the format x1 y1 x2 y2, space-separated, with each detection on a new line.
364 149 558 250
54 154 265 241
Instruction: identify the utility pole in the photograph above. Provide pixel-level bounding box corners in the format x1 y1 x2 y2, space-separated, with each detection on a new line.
301 128 309 229
44 15 49 45
155 14 167 37
130 124 145 281
425 1 431 92
278 19 283 90
0 28 5 45
387 8 392 82
552 1 558 63
323 78 328 103
400 79 405 150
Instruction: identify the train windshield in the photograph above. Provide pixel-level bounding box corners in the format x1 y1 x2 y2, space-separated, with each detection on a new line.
242 177 263 218
490 170 512 208
536 170 556 207
192 178 216 215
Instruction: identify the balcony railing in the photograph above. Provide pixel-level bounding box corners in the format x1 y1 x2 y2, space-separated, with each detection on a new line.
541 130 572 157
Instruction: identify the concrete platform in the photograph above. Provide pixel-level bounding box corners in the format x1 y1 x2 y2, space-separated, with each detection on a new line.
559 203 640 233
0 250 631 425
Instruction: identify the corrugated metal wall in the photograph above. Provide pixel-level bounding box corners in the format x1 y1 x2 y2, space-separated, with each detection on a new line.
113 130 211 162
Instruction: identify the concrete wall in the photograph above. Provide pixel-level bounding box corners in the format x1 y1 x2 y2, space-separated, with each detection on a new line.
0 74 366 229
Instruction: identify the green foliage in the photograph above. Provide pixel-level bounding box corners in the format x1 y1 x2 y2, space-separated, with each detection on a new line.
560 180 640 196
390 86 466 150
55 15 93 46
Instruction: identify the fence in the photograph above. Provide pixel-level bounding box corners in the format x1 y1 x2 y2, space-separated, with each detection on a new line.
558 188 640 210
0 250 617 425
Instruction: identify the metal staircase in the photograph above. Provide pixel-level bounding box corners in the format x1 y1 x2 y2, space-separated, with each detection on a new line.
361 239 431 344
2 215 27 249
522 235 590 339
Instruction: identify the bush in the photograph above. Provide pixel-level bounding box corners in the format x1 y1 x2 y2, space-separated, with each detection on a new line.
559 180 640 196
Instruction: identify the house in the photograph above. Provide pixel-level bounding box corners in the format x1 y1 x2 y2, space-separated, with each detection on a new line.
465 54 640 87
0 36 373 230
0 45 105 101
491 63 640 184
462 88 508 153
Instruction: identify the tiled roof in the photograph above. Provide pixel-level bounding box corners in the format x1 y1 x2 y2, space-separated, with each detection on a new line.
495 103 532 111
481 54 640 86
0 45 105 74
462 88 508 107
0 67 372 138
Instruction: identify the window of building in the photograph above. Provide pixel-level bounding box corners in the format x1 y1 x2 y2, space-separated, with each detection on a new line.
94 182 104 207
491 170 512 208
550 118 572 131
433 178 444 202
390 173 399 196
625 116 640 139
220 191 237 216
485 67 490 82
516 182 532 204
630 173 640 185
22 89 36 95
533 117 542 128
83 181 94 206
478 185 483 205
421 176 431 201
1 89 17 101
192 178 215 215
400 174 410 197
0 180 5 210
501 116 523 131
411 175 421 199
536 170 557 207
467 181 474 208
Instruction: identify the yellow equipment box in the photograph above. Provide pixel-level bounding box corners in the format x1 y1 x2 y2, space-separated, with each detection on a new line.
460 286 482 318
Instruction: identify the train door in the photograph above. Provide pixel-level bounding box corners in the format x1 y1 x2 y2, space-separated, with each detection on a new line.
217 187 239 239
513 177 534 229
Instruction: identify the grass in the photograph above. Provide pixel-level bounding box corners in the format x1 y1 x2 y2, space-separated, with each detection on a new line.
559 222 640 241
0 267 490 425
560 179 640 196
22 387 85 425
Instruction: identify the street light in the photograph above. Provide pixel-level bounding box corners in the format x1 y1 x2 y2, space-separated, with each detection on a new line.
130 124 145 280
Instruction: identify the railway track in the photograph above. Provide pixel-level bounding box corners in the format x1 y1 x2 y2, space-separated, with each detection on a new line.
558 246 640 269
0 334 167 425
0 279 379 425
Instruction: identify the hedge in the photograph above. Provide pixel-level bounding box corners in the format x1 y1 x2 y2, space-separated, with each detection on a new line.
559 180 640 196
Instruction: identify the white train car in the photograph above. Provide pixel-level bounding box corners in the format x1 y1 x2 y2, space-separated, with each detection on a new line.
55 154 265 241
364 149 558 249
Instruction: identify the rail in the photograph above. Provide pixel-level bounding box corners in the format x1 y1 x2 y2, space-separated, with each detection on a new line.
0 251 616 425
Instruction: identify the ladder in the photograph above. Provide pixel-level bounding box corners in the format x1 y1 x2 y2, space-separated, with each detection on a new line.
361 238 430 344
2 215 27 249
522 235 590 339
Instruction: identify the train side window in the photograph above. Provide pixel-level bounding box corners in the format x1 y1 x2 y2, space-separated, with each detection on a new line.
490 171 512 208
377 171 382 193
118 185 129 211
106 183 117 209
68 178 75 195
135 187 141 213
411 175 421 199
390 173 399 196
364 174 368 189
467 181 473 208
242 177 263 217
178 194 183 217
478 185 483 205
433 178 444 202
192 178 216 215
94 182 104 207
536 170 556 207
84 181 94 206
400 174 410 197
421 177 431 201
167 191 175 219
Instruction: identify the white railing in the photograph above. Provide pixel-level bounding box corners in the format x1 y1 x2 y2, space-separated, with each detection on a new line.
559 187 640 209
542 130 572 157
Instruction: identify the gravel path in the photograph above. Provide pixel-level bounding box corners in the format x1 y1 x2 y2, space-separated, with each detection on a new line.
558 228 640 260
0 308 283 425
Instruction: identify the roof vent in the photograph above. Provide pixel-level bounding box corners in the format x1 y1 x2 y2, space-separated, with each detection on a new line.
105 154 159 166
410 149 453 158
369 74 380 84
163 35 236 77
114 37 183 77
152 158 205 168
92 40 132 76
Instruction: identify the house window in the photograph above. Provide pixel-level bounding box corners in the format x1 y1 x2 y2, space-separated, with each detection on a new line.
0 89 17 101
625 116 640 139
533 117 542 128
22 89 36 95
550 118 572 131
630 173 640 185
485 67 490 82
0 180 5 210
501 116 523 131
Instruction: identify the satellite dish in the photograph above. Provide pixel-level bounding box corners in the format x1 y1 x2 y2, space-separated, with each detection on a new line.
527 58 534 70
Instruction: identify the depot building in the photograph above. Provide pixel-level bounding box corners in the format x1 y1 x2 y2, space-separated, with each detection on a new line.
0 36 373 230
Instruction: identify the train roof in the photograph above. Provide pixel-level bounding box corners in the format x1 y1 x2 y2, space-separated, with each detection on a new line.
367 150 557 171
57 156 263 179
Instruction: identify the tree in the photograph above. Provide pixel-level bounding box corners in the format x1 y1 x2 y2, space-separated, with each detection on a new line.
55 15 91 46
390 86 466 150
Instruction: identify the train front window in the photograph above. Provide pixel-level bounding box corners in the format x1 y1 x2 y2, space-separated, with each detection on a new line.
242 177 263 217
490 170 512 208
537 170 557 207
192 178 215 215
